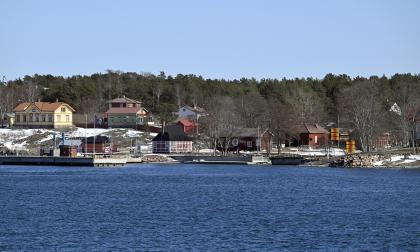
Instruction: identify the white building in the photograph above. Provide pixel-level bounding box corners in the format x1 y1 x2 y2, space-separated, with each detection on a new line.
175 105 207 120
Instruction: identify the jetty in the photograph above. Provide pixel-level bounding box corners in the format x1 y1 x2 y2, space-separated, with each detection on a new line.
0 156 127 167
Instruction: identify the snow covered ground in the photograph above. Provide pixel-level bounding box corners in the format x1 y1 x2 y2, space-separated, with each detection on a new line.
0 128 156 152
280 147 346 157
372 155 420 167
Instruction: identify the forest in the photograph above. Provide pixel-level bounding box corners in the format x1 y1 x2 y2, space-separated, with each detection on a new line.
1 71 420 152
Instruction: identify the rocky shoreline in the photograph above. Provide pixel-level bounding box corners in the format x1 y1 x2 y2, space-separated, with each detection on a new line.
329 153 420 168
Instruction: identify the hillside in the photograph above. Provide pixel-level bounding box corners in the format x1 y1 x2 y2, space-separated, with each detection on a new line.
0 128 157 154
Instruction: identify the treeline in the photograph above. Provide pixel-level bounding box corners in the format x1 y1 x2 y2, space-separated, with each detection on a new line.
1 71 420 152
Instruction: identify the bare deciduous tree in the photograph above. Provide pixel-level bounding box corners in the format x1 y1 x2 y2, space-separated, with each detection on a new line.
284 85 325 125
202 96 240 155
392 82 420 153
339 81 385 152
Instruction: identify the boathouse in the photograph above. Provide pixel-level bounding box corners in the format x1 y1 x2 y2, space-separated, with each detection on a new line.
297 124 329 147
219 128 273 153
152 124 192 153
81 135 117 154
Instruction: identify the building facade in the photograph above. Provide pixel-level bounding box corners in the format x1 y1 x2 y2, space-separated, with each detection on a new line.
81 135 117 154
176 105 207 120
152 124 192 153
105 97 153 128
219 128 273 153
296 124 329 147
13 101 75 128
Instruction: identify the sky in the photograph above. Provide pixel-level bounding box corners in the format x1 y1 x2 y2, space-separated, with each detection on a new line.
1 0 419 80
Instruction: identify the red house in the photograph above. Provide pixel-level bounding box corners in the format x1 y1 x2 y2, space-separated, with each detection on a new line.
152 124 193 153
297 124 329 147
81 135 117 154
177 119 197 134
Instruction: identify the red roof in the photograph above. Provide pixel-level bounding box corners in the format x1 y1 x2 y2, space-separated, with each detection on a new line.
178 119 197 127
13 102 75 112
105 107 143 114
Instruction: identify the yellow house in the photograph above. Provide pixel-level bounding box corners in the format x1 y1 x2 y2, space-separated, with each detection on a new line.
13 101 75 128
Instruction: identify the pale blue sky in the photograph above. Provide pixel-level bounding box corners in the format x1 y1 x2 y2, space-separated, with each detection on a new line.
1 0 419 80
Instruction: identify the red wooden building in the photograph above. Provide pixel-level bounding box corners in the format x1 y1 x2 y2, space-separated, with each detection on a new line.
152 124 193 154
81 135 117 154
297 124 329 147
177 119 198 135
219 128 273 153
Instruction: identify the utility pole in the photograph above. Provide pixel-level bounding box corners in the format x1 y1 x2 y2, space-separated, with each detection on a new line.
337 114 340 149
93 114 96 156
85 114 87 155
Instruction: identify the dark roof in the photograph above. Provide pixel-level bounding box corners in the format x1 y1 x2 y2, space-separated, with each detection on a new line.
152 124 192 141
296 124 329 134
82 135 111 144
220 128 272 138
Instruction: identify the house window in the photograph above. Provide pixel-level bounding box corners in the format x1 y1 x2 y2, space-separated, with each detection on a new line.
56 115 61 122
16 115 20 122
138 117 144 124
48 114 52 122
28 113 33 122
66 115 70 122
35 114 39 122
61 107 66 112
23 115 27 122
32 108 36 112
247 141 253 148
42 115 46 122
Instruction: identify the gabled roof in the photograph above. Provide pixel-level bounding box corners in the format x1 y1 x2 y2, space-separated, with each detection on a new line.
13 102 75 112
297 124 329 134
60 139 82 146
152 124 192 141
220 128 273 138
108 97 141 104
82 135 110 144
105 107 144 114
178 118 197 127
181 105 206 113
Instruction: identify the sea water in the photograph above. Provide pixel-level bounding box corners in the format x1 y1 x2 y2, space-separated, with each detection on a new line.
1 164 420 251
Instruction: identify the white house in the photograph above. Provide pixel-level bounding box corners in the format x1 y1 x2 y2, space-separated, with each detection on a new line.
175 105 207 120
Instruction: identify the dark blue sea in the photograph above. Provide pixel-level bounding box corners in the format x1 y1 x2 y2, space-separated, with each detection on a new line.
1 164 420 251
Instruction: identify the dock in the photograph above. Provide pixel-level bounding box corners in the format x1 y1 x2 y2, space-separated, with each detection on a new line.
0 156 127 167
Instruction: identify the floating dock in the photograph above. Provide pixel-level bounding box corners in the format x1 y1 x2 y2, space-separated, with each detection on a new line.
0 156 126 167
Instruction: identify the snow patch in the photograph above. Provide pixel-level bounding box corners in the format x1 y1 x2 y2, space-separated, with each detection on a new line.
401 159 416 164
66 128 110 138
389 155 404 162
